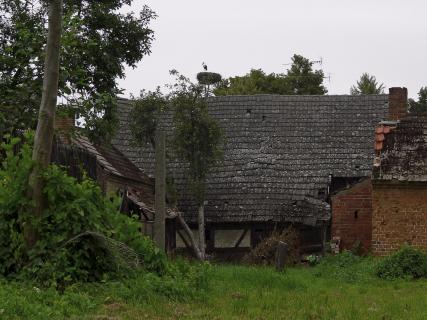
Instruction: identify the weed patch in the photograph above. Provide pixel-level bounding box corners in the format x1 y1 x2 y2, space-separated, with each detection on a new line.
312 251 377 283
376 246 427 280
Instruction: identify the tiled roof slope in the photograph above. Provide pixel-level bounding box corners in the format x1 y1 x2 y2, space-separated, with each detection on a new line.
373 115 427 182
112 95 389 225
73 134 152 185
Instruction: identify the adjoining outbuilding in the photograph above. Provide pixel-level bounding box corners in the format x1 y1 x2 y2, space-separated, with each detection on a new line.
331 87 410 253
53 118 158 240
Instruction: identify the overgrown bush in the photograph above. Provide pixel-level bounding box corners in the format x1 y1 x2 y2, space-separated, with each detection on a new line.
243 227 300 266
376 246 427 280
0 135 166 288
312 251 377 283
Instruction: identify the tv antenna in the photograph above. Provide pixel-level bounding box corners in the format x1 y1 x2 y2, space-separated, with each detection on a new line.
282 57 323 67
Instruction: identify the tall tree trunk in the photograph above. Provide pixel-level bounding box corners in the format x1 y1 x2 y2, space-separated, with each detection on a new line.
198 204 205 260
25 0 63 248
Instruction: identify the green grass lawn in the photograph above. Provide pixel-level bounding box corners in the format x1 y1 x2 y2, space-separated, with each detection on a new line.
1 258 427 320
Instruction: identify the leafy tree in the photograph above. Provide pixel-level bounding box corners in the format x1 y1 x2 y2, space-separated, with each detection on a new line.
408 87 427 115
285 54 327 95
214 54 327 96
130 88 167 148
214 69 279 96
171 73 223 260
350 73 385 95
131 71 224 260
0 0 156 141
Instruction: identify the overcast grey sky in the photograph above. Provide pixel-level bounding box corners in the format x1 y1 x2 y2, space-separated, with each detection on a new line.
118 0 426 99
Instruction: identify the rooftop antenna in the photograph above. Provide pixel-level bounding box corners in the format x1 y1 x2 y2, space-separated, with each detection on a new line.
282 57 323 67
311 57 323 66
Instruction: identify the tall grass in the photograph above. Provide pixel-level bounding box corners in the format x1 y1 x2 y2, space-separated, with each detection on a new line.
1 255 427 319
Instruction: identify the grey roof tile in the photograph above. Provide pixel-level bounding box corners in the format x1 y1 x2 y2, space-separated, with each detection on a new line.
373 115 427 182
112 95 389 224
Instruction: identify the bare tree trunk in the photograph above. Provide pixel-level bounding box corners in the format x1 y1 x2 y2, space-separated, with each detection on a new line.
176 213 203 260
154 130 166 251
25 0 63 248
198 204 205 260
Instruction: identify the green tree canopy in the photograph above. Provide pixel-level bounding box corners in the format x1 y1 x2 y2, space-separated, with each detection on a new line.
170 73 223 205
285 55 327 95
130 71 224 259
214 54 327 96
408 87 427 115
350 73 385 95
130 88 167 148
0 0 156 141
131 72 223 204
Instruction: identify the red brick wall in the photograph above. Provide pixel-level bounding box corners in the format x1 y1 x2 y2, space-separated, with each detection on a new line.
372 184 427 256
388 87 408 121
331 179 372 252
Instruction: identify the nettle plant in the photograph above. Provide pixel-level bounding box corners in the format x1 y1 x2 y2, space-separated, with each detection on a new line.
0 134 166 289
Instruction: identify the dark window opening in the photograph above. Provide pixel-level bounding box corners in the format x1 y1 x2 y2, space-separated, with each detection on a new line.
318 188 327 199
354 210 359 219
262 115 266 121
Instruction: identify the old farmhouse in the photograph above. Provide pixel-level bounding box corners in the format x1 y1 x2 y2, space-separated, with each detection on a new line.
111 87 410 256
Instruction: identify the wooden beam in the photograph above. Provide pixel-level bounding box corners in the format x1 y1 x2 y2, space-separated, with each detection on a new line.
177 229 191 250
321 224 327 256
140 210 151 222
234 228 249 248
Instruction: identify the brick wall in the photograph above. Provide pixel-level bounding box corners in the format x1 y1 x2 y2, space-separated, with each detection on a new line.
55 116 74 131
331 179 372 252
372 184 427 255
388 87 408 121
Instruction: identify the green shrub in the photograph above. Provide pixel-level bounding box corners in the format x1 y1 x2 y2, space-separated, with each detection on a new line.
376 246 427 280
0 135 166 288
312 251 376 283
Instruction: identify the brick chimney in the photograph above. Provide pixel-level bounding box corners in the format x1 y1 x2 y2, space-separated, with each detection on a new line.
54 113 75 144
55 115 74 131
388 87 408 121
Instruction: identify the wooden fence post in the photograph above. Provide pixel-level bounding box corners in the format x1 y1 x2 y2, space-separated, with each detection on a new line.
154 130 166 252
275 241 288 272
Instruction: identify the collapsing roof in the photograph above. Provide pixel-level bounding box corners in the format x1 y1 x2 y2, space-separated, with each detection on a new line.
53 133 155 214
112 94 389 225
73 134 152 186
373 115 427 182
